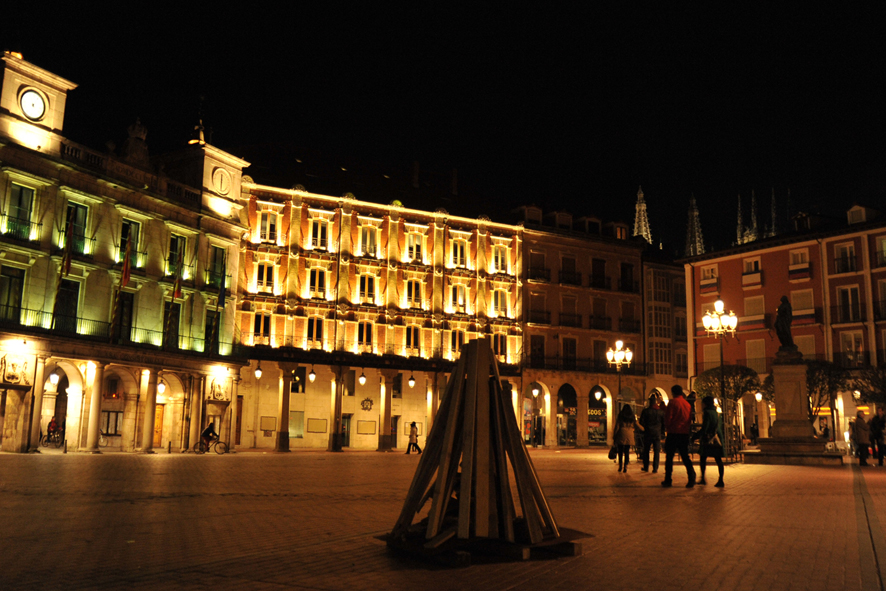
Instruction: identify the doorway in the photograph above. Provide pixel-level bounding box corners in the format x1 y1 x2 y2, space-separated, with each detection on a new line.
153 404 164 448
341 414 351 447
391 415 400 447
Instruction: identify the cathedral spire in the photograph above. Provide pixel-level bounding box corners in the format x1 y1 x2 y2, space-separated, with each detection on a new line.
685 194 705 256
750 189 758 236
766 188 777 238
632 185 652 244
737 194 743 244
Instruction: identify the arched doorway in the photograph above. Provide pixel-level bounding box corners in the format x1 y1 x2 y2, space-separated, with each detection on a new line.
556 384 577 446
588 386 608 445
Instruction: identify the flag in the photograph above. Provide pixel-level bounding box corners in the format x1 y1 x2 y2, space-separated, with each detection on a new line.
172 247 184 299
120 237 132 288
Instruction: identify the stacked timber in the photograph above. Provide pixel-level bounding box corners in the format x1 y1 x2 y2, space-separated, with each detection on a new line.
388 338 569 563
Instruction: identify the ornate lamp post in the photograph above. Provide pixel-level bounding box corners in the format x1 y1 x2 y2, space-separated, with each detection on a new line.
702 300 738 457
606 340 633 404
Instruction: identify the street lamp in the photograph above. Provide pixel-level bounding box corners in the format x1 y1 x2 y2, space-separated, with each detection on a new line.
254 362 262 380
702 299 738 457
49 371 59 386
606 340 633 403
358 370 367 386
308 366 316 383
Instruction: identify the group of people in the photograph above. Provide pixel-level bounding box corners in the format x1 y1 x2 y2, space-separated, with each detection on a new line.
613 385 724 488
849 407 886 466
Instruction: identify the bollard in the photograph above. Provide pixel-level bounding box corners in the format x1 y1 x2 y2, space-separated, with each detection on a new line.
64 440 67 454
168 441 172 454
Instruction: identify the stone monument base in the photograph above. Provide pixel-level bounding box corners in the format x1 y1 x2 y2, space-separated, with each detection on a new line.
742 437 843 465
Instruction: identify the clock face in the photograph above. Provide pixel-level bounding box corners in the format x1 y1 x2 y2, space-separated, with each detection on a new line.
212 168 232 195
20 89 46 121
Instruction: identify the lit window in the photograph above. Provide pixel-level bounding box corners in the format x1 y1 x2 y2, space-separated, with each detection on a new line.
743 259 760 274
361 226 377 257
407 233 423 262
253 312 271 345
493 289 508 316
493 245 508 274
257 263 275 293
406 280 421 308
790 249 809 266
452 239 467 267
493 333 507 361
358 321 373 351
451 330 465 354
168 234 186 276
307 317 324 346
312 219 328 250
451 284 466 313
701 265 718 280
310 268 326 298
406 326 420 354
260 211 277 243
359 275 376 303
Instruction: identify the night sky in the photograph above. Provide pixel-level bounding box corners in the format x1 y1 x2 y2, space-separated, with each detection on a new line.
3 6 884 253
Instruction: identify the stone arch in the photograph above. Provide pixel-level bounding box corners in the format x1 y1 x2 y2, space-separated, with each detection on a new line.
588 384 612 445
523 380 551 446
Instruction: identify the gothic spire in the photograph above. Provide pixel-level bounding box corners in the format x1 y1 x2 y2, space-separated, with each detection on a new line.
737 194 743 244
632 185 652 244
685 194 705 256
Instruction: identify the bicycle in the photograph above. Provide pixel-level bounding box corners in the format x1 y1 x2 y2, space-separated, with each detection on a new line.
193 435 228 454
40 430 64 448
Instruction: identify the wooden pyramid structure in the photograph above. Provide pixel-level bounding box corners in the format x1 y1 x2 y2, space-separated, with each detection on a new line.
389 338 561 557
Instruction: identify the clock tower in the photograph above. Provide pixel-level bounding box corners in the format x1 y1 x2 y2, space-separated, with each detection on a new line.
0 51 77 154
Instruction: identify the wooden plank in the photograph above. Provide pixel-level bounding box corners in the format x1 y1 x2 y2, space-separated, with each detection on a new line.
425 355 467 539
457 341 480 539
391 357 459 537
473 340 492 538
489 373 515 542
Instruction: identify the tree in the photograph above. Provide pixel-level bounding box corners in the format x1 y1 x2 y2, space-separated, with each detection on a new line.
854 363 886 406
805 360 850 426
694 364 762 402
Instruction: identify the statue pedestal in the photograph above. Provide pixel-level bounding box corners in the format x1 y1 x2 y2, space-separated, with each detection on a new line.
743 351 842 466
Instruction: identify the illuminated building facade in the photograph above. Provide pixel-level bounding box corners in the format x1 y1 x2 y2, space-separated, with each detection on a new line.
685 204 886 443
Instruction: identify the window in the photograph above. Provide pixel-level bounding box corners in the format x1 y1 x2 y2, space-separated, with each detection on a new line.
406 280 421 308
493 333 508 361
452 239 467 267
208 245 226 289
836 286 861 322
359 275 376 303
406 325 420 354
743 258 760 274
795 334 815 358
835 243 856 273
493 289 508 316
791 289 813 312
675 351 688 375
790 249 809 266
493 245 508 274
451 330 465 355
746 339 767 374
65 202 88 255
652 274 670 302
674 316 687 340
120 219 140 267
840 331 864 367
701 265 718 280
451 284 466 313
407 233 423 262
703 342 721 372
307 317 324 345
309 268 326 298
876 237 886 268
673 282 686 306
257 263 274 293
0 266 25 322
651 342 671 375
260 211 277 243
168 234 186 276
648 305 671 338
101 411 123 436
744 296 765 317
311 219 328 250
254 312 271 345
360 226 377 257
358 321 373 349
6 184 34 240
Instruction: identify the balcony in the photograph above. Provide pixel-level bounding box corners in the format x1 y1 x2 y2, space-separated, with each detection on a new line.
835 350 870 369
528 310 551 324
618 318 641 333
527 267 551 282
834 256 857 274
204 270 231 291
558 271 582 286
618 279 639 293
699 276 719 295
559 313 582 328
0 215 42 243
115 245 147 270
588 316 612 331
589 275 611 290
742 270 763 287
831 304 865 324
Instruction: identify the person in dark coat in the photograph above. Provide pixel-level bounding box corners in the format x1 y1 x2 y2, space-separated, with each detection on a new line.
614 405 643 473
692 396 725 487
639 393 665 473
662 385 696 488
870 406 885 467
851 411 871 466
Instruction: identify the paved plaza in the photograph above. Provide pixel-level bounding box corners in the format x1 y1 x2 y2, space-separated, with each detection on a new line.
0 447 884 591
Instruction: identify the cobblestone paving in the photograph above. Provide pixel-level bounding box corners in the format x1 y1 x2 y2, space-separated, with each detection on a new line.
0 448 882 591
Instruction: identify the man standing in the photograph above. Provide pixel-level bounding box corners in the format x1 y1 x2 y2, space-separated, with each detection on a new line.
639 393 665 473
662 385 696 488
870 406 885 467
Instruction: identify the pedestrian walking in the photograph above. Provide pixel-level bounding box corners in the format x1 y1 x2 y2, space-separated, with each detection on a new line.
405 421 422 455
639 393 665 473
870 406 885 467
851 411 871 466
614 405 643 473
693 396 724 487
662 385 696 488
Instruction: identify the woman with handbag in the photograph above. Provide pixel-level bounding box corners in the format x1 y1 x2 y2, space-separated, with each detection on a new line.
614 405 643 473
694 396 725 487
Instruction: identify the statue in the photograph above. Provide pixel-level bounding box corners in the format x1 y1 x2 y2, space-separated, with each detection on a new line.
775 295 794 349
